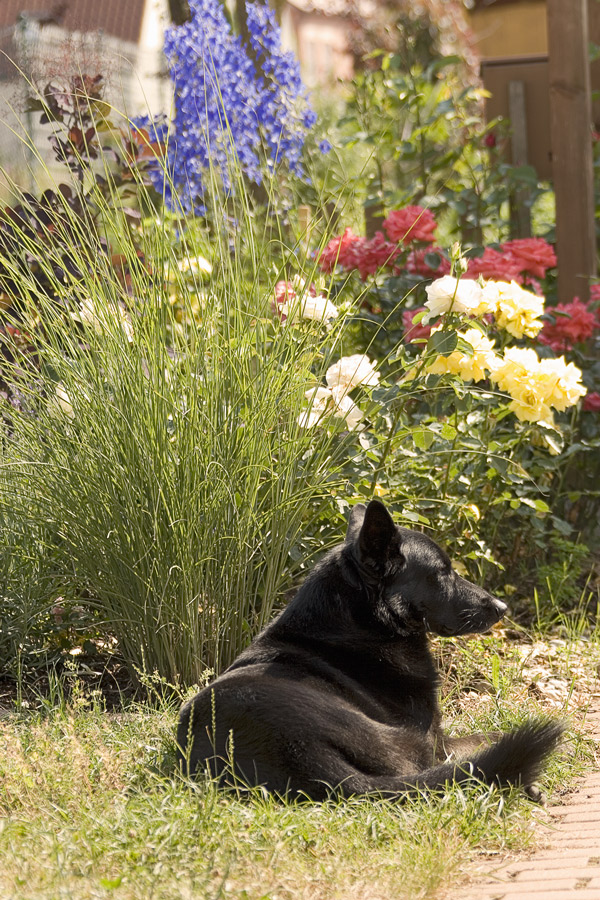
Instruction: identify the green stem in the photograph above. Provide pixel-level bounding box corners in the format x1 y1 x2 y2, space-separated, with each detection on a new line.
441 408 460 500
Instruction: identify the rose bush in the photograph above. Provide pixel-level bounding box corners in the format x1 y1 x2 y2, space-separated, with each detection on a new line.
303 208 600 604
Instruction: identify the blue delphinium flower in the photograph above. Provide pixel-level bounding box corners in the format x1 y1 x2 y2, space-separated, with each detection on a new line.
245 1 309 176
144 0 320 213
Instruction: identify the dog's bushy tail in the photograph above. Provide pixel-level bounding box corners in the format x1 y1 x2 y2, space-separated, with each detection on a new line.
412 720 564 793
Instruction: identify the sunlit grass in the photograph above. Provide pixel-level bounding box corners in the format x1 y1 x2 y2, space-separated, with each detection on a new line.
1 624 595 900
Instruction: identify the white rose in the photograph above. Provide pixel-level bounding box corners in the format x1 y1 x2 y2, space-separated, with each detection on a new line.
325 354 379 396
423 275 487 322
78 297 134 343
333 394 364 430
298 386 334 428
53 383 74 419
282 293 338 324
297 385 364 430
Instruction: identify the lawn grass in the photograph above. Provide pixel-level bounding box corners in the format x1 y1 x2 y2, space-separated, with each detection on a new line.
1 627 597 900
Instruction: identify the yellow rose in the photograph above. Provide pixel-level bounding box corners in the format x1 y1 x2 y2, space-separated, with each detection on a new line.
538 357 587 411
373 484 389 498
482 280 545 338
508 393 554 426
427 328 501 383
491 347 540 395
491 347 585 423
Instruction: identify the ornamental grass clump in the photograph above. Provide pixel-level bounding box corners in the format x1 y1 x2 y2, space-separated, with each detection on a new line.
0 190 360 681
0 75 372 683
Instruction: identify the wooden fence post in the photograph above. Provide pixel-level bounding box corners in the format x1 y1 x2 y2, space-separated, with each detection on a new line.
508 80 532 239
547 0 596 302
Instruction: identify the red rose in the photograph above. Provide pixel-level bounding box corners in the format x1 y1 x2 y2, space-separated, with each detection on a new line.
589 284 600 302
583 392 600 412
538 297 599 353
317 227 363 272
383 206 437 244
464 247 523 283
501 238 557 280
354 232 401 280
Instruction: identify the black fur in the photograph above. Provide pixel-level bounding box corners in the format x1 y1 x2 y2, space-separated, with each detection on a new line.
177 499 563 799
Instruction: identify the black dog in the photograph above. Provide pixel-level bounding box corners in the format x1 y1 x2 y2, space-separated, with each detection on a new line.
177 499 562 799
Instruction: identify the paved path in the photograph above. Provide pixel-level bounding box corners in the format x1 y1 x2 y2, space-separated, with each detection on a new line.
457 703 600 900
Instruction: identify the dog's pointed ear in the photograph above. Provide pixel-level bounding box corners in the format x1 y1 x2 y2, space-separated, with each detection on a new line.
345 504 366 543
358 499 396 563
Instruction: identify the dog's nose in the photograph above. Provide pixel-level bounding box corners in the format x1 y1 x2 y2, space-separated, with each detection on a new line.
491 598 508 620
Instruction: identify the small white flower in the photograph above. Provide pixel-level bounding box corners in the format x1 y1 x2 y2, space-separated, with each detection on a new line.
423 275 488 322
177 254 213 276
78 297 134 343
298 386 334 428
49 383 74 419
282 293 338 324
325 354 379 396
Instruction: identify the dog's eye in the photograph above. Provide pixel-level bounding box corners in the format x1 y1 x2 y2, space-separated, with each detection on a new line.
426 571 442 587
426 566 451 586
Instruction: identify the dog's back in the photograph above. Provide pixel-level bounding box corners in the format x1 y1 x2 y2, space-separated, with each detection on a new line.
178 500 562 798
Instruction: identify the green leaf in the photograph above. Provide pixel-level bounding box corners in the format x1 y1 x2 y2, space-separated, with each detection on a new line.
412 428 435 450
427 330 458 357
491 654 501 692
424 251 441 269
100 876 123 890
455 336 475 356
440 423 458 441
519 497 550 513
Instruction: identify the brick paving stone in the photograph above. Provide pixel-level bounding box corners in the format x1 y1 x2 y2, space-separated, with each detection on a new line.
509 867 600 882
461 892 600 900
534 838 600 849
547 804 600 816
554 811 600 822
544 827 600 839
460 881 595 896
504 857 600 872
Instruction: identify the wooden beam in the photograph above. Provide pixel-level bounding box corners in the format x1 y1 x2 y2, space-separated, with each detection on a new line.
547 0 596 302
166 0 191 26
508 80 532 238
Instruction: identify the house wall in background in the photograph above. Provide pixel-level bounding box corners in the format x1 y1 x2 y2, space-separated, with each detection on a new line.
0 0 169 194
466 1 547 58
